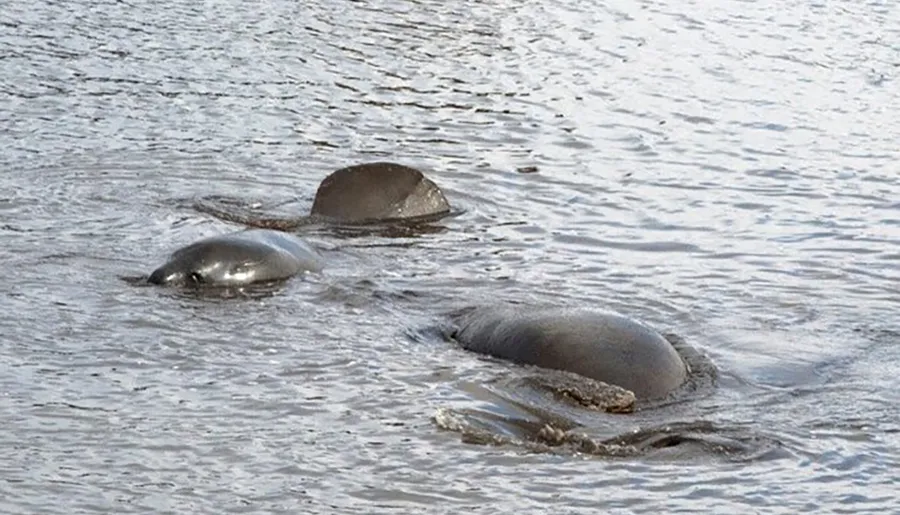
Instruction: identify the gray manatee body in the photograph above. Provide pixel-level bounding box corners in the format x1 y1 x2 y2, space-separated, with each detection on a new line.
311 162 451 222
148 229 323 287
452 306 688 400
192 162 452 231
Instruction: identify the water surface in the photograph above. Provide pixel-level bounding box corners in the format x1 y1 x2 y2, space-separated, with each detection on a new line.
2 0 899 513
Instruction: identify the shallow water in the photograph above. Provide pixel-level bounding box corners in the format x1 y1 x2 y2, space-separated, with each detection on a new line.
2 0 899 512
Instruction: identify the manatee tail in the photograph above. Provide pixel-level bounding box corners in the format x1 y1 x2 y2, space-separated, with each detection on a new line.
193 196 308 231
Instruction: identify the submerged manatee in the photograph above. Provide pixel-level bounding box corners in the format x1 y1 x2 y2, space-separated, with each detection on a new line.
451 306 688 400
311 162 451 222
148 229 323 287
193 162 452 231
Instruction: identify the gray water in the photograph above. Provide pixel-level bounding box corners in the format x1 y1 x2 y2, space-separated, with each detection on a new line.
2 0 899 513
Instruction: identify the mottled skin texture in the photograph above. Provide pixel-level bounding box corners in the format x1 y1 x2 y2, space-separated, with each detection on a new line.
192 162 452 231
452 306 688 400
148 229 323 287
519 374 636 413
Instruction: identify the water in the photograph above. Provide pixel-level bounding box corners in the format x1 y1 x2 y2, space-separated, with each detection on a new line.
2 0 899 512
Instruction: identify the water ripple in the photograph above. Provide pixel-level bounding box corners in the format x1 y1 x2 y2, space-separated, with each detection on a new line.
2 0 900 512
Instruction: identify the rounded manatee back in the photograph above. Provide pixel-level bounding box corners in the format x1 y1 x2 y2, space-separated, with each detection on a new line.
453 306 688 400
311 162 450 222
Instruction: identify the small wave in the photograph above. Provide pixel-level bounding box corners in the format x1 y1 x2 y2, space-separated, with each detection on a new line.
434 407 784 462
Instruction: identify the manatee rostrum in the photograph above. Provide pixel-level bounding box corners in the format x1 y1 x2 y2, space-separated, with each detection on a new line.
148 229 323 287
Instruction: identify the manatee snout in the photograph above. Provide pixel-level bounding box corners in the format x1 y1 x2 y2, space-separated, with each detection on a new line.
148 229 324 288
147 261 192 286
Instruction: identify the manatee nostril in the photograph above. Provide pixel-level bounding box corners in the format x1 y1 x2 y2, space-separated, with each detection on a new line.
650 435 685 449
148 268 167 285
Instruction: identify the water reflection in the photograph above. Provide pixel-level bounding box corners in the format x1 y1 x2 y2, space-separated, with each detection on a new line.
2 0 899 512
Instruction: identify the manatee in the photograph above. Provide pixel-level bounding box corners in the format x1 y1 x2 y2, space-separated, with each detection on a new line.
148 229 323 287
311 162 450 222
192 162 452 231
450 306 688 400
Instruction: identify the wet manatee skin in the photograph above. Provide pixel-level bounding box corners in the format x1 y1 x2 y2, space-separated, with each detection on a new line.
311 162 450 222
453 306 688 400
148 229 323 287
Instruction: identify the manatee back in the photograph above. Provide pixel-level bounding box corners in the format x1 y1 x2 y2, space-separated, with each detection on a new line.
311 162 450 222
454 307 688 400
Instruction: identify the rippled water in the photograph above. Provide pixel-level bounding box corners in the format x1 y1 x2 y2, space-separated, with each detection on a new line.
2 0 899 512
